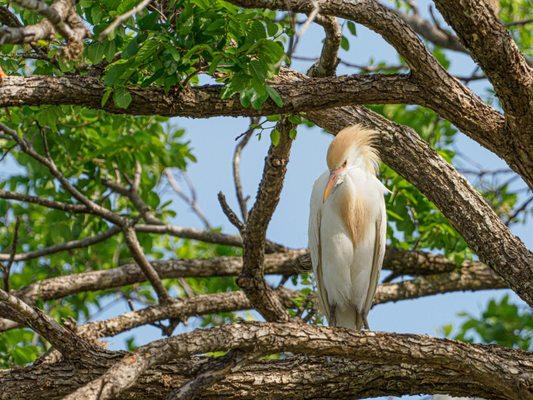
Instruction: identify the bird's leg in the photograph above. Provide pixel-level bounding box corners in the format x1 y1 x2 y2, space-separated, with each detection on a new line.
362 314 370 330
329 304 337 327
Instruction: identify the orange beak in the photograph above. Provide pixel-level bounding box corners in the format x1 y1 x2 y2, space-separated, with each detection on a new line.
322 167 345 203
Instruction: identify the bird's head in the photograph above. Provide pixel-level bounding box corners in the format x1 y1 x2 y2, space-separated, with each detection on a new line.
323 125 380 203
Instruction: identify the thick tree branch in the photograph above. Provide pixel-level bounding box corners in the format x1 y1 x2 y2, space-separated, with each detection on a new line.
63 322 533 400
1 252 503 334
238 120 293 322
0 73 418 115
5 249 497 305
1 353 528 400
434 0 533 187
229 0 522 179
0 288 97 359
0 67 514 181
392 7 465 52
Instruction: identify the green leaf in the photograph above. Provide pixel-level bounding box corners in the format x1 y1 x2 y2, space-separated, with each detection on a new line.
289 128 297 140
270 128 280 146
113 88 132 109
347 21 357 36
340 36 350 51
265 85 283 107
87 42 106 64
101 86 113 106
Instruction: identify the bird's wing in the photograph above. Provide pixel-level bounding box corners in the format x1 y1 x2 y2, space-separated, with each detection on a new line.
308 173 330 321
362 200 387 317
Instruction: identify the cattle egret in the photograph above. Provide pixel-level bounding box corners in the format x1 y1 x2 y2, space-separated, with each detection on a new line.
308 125 388 329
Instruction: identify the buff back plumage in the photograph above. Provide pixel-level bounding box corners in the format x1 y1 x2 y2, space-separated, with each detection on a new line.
326 125 380 174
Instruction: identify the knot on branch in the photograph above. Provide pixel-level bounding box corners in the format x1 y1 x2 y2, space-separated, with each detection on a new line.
236 274 265 291
268 157 288 168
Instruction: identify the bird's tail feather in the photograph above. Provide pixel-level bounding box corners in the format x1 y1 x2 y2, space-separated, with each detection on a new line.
333 307 364 330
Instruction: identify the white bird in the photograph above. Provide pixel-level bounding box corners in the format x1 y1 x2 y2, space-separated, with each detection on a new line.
308 125 388 329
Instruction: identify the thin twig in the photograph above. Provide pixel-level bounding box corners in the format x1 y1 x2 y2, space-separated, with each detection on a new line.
99 0 152 39
122 225 173 305
0 225 122 262
232 118 258 221
217 191 245 232
165 169 212 229
505 196 533 226
1 217 20 291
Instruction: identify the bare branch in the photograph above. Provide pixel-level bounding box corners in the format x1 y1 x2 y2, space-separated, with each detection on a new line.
122 225 173 305
238 120 294 322
0 225 122 262
0 288 97 358
217 191 245 232
232 118 258 221
0 188 89 213
0 217 20 292
434 0 533 187
376 263 505 305
99 0 151 40
164 170 212 229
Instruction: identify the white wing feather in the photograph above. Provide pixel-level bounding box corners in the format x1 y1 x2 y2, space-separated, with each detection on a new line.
308 172 330 320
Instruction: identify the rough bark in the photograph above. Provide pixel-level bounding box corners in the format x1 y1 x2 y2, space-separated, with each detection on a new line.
1 353 527 400
434 0 533 187
60 322 533 400
7 248 496 306
238 121 294 322
0 69 505 166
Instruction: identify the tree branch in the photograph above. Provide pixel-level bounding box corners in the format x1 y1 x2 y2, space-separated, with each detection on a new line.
4 248 496 307
0 288 97 359
1 251 503 335
231 118 257 222
1 352 528 399
0 188 89 213
62 322 533 400
0 225 122 262
238 120 293 322
122 226 173 304
434 0 533 187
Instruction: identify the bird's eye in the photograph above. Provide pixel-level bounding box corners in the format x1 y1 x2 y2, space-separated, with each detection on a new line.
342 160 347 167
